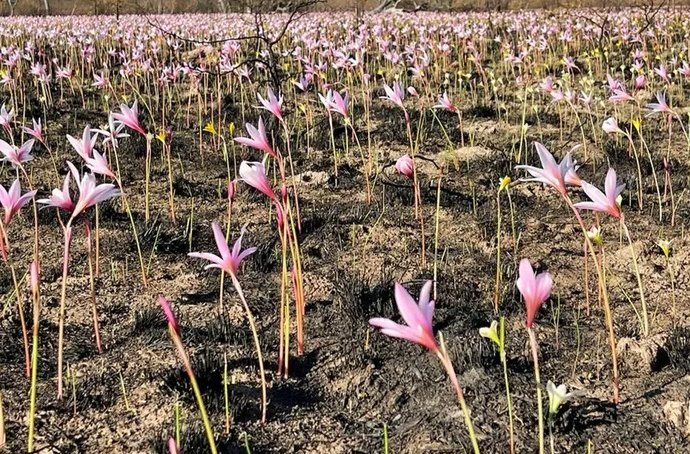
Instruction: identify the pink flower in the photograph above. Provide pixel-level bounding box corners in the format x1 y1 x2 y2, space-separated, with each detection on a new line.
679 62 690 78
539 76 555 93
92 71 109 88
84 149 115 179
234 117 276 158
112 100 146 136
381 81 405 109
369 281 437 352
37 172 74 212
634 74 646 89
158 296 179 335
21 118 43 143
515 142 577 195
606 74 622 91
550 89 565 103
256 87 283 122
609 88 634 104
561 153 582 187
67 125 98 160
318 90 334 113
329 90 349 118
433 91 456 112
293 73 311 92
96 114 129 148
646 91 673 115
239 161 277 201
70 162 120 219
0 178 36 224
0 104 13 132
188 222 256 276
56 66 72 79
516 258 552 329
395 154 414 179
654 64 670 84
573 168 625 219
0 138 34 168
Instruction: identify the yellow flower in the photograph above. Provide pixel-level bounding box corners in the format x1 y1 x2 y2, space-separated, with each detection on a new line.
155 130 167 144
498 176 511 193
657 239 671 258
631 118 642 132
479 320 501 348
228 122 235 135
203 122 217 136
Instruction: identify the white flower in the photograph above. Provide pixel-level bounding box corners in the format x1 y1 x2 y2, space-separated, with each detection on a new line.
547 380 574 414
479 320 500 347
602 117 624 135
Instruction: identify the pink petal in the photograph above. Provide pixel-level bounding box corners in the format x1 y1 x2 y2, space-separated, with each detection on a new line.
605 168 618 205
211 222 230 259
580 181 608 206
188 252 223 264
516 258 536 300
394 282 429 332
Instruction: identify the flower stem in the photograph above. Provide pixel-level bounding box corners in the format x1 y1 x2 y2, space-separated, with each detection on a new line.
500 318 515 454
169 331 217 454
27 262 40 453
437 334 480 454
564 196 619 403
620 218 648 336
528 327 544 454
229 273 268 423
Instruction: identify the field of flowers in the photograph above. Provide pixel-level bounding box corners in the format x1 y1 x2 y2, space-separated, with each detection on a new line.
0 8 689 453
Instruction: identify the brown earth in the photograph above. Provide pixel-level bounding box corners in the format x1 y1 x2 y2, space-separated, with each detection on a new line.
0 80 690 453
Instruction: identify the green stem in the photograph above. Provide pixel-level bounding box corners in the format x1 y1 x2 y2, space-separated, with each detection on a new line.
437 334 480 454
500 318 515 454
621 218 648 336
170 333 217 454
229 273 268 423
528 327 544 454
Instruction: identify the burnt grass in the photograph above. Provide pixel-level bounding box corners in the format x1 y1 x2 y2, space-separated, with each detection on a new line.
1 90 690 453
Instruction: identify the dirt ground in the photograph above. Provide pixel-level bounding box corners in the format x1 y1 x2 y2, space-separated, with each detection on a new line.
1 80 690 454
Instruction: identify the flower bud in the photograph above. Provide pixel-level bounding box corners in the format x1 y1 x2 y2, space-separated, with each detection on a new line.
395 154 414 179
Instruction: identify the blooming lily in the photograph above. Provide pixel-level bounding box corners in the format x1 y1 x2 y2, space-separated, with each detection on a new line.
546 381 574 415
257 87 283 122
369 281 437 351
188 222 256 276
433 91 456 112
69 162 120 219
234 117 276 157
238 161 277 201
0 179 36 224
0 139 34 168
381 81 405 109
112 100 146 136
515 142 577 195
21 118 43 143
602 117 624 135
37 172 74 212
67 125 98 160
573 168 625 219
